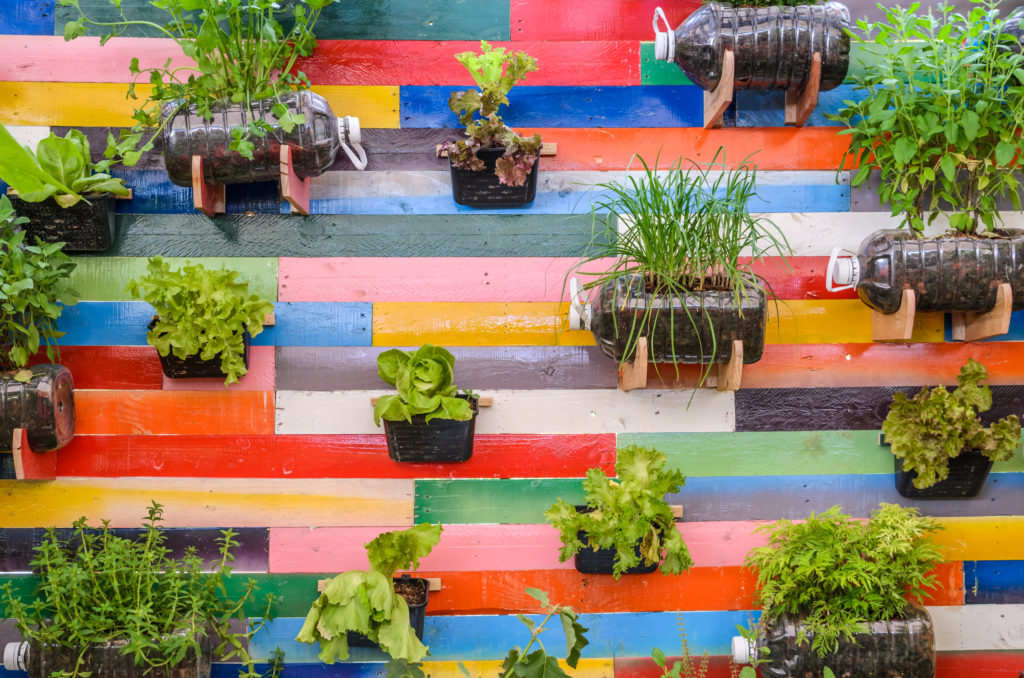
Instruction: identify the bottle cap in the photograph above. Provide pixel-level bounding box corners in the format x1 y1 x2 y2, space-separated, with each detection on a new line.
652 8 675 62
731 636 752 664
3 642 28 671
826 247 860 292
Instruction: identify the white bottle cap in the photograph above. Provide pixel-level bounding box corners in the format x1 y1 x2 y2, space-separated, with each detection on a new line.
653 8 676 62
3 642 28 671
731 636 753 664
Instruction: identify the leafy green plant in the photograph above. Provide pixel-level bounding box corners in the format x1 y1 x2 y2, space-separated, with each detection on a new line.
882 358 1022 489
373 344 475 425
0 501 278 678
828 0 1024 233
745 504 944 657
441 41 542 187
545 445 694 579
59 0 334 165
126 257 273 385
297 524 443 663
0 196 79 371
0 124 129 207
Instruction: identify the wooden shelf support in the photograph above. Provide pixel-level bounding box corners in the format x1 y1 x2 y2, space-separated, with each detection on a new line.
191 155 226 218
670 505 684 520
784 52 822 127
618 337 649 391
871 289 916 342
715 340 744 392
319 577 442 593
951 282 1012 342
703 50 735 129
11 428 57 481
280 145 311 216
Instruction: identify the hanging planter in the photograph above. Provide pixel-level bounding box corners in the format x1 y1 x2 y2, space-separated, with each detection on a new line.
893 451 993 499
347 576 430 647
0 365 76 453
383 394 479 463
149 317 252 380
7 191 118 254
449 147 540 208
571 505 659 576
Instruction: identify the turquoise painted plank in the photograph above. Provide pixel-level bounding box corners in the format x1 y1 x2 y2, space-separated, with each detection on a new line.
964 561 1024 604
733 85 857 127
248 610 757 662
0 0 54 34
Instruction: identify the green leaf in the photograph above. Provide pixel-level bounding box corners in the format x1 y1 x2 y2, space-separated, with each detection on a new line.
892 137 917 165
995 141 1018 167
366 523 443 578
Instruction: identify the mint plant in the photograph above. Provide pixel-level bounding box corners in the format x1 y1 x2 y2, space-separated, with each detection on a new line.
297 524 443 663
545 445 693 578
442 41 542 187
373 344 475 425
882 359 1022 489
126 257 273 385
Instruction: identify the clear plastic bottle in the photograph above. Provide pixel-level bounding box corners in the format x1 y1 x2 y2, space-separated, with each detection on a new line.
652 2 850 92
0 364 75 452
1004 7 1023 53
161 90 367 187
4 637 210 678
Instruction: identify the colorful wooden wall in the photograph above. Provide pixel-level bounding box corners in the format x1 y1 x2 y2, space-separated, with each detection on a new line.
2 1 1024 676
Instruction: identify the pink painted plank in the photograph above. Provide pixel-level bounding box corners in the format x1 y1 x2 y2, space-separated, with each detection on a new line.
268 522 770 573
0 36 188 83
160 346 275 391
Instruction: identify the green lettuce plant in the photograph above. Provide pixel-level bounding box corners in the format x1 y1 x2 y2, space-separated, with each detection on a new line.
441 41 542 187
746 504 943 657
296 524 443 663
126 257 273 385
882 359 1022 489
373 344 475 425
545 445 694 579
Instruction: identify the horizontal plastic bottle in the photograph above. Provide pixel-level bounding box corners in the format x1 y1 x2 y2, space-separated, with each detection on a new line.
161 90 367 187
827 229 1024 314
0 364 75 452
652 2 850 92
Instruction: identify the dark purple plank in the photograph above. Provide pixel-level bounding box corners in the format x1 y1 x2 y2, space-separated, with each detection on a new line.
850 170 1024 214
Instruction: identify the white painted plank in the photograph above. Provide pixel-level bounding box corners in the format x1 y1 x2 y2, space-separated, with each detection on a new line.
5 124 50 149
929 604 1024 651
275 389 735 435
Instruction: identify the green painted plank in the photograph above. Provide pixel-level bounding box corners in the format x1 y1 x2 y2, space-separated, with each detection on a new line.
415 479 583 524
640 42 693 86
69 257 279 301
94 215 605 257
55 1 510 40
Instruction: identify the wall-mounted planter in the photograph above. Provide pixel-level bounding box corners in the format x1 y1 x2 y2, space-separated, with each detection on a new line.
148 317 251 380
893 451 993 499
6 190 119 253
383 394 479 463
347 575 429 647
0 364 75 453
572 506 658 575
4 634 210 678
449 148 540 208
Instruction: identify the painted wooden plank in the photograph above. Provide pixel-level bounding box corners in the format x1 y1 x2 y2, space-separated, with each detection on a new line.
26 346 163 389
0 478 414 528
936 518 1024 562
851 171 1024 215
53 1 512 40
273 302 372 347
931 604 1024 651
0 527 268 574
0 36 189 83
210 661 610 678
641 43 693 86
275 389 736 435
53 434 615 479
70 257 278 302
0 1 54 35
735 386 1024 432
732 85 855 127
400 85 704 128
0 82 398 128
75 390 275 435
2 124 50 149
511 0 699 41
160 346 275 392
964 561 1024 605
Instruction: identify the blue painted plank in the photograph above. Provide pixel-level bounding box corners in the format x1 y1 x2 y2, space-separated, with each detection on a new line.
964 560 1024 604
0 0 55 35
733 84 858 127
112 171 282 215
400 86 704 128
944 310 1024 341
55 302 373 347
249 611 758 662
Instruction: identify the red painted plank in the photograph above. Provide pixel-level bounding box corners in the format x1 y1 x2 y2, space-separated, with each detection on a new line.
27 346 163 390
511 0 701 41
54 434 616 478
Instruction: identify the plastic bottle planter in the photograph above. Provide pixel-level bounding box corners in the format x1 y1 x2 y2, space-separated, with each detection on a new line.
161 90 367 216
0 364 75 452
1004 7 1023 54
6 190 118 253
732 604 935 678
346 576 430 648
827 228 1024 341
449 148 540 208
382 394 479 463
571 505 658 575
147 318 250 380
3 634 211 678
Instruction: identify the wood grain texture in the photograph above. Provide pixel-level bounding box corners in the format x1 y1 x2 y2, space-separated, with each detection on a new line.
75 390 275 435
0 1 53 35
936 518 1024 562
52 434 615 479
0 478 414 528
510 0 700 40
26 346 164 389
160 346 275 392
931 604 1024 651
964 561 1024 604
70 257 278 302
275 389 736 435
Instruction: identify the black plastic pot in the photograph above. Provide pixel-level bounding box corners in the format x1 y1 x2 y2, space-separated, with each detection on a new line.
382 394 478 463
592 274 766 364
7 191 116 253
571 505 659 575
21 633 211 678
894 451 994 499
449 148 540 208
148 318 251 380
0 364 75 452
347 576 429 648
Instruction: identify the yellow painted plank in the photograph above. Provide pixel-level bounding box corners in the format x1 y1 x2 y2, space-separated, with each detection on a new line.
934 517 1024 561
423 660 612 678
371 300 944 347
0 82 399 128
0 478 413 528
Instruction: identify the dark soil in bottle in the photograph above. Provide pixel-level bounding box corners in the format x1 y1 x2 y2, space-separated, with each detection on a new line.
0 364 75 452
382 394 478 463
8 192 116 253
347 576 430 648
894 450 994 499
449 148 539 208
29 633 210 678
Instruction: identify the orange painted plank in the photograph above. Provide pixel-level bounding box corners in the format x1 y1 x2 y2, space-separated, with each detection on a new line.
74 390 275 435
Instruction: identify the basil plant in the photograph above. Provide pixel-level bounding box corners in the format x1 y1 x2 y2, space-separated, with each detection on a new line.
373 345 474 425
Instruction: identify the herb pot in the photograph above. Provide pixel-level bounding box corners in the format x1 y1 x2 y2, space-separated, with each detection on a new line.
653 2 850 92
6 633 211 678
347 575 430 648
148 318 251 380
161 90 365 187
894 451 994 499
828 228 1024 314
592 274 766 364
382 394 479 463
449 148 540 208
0 364 75 452
7 191 116 253
734 604 935 678
572 507 659 575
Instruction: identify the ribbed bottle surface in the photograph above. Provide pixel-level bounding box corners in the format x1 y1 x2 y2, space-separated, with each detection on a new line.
671 2 850 91
0 364 75 452
29 637 210 678
161 90 340 187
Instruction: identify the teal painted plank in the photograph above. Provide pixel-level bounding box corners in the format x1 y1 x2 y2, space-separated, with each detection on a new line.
415 478 582 524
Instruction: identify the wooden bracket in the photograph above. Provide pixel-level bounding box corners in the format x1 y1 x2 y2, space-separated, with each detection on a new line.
618 337 649 391
951 282 1013 342
280 145 311 216
784 52 822 127
370 396 493 407
11 428 57 481
871 289 916 342
263 312 276 327
703 49 735 129
191 155 226 218
715 340 744 392
670 505 684 520
437 143 558 158
318 577 442 593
